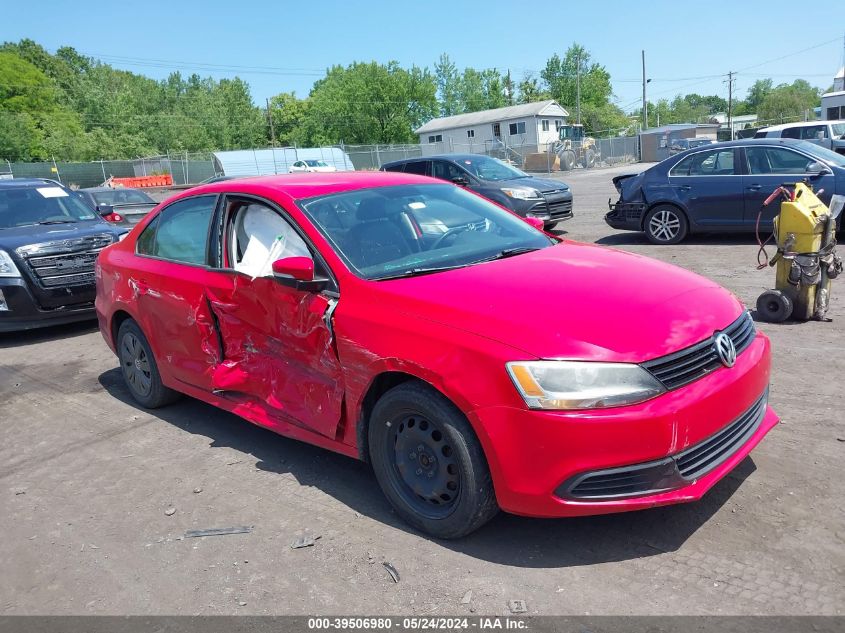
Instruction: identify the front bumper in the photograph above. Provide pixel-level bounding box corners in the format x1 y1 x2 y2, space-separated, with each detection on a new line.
605 200 647 231
469 332 777 517
0 278 96 332
513 191 574 224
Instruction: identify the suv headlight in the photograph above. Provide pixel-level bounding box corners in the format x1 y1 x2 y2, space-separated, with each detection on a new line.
502 187 542 200
0 250 21 277
507 361 665 410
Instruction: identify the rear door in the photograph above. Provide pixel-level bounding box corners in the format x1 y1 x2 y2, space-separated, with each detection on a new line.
742 145 836 229
667 148 744 229
131 194 234 391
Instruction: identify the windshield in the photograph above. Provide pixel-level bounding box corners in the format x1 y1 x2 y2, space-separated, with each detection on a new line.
831 123 845 137
305 160 329 167
299 183 554 280
795 141 845 167
455 156 527 181
0 186 99 229
91 189 155 205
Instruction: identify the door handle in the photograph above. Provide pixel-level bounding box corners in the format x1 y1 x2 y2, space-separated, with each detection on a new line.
747 184 762 191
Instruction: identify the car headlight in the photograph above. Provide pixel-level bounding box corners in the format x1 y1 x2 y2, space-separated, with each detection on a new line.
506 360 665 410
502 187 542 200
0 250 21 278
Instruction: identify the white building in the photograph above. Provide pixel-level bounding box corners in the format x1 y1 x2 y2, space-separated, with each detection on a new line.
414 100 569 157
821 67 845 121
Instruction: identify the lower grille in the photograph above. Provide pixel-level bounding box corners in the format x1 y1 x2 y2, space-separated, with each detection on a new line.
547 199 573 220
558 390 768 500
642 311 756 390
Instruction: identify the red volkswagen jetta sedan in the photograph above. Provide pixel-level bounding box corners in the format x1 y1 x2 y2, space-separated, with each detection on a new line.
95 172 778 538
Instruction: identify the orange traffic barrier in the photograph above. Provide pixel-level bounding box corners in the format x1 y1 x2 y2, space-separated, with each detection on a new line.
112 174 173 188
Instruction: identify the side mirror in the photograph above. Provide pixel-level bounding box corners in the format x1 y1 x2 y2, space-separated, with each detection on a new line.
451 176 470 187
96 204 115 216
271 257 327 292
805 161 831 177
523 216 545 230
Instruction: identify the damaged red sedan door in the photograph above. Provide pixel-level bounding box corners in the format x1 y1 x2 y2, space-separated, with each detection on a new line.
101 192 344 440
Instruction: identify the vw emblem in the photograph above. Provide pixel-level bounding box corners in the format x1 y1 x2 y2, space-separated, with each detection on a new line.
714 333 737 368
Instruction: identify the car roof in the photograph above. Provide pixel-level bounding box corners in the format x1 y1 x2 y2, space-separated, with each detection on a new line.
176 171 439 201
0 178 64 189
683 138 810 149
381 153 491 167
757 121 838 133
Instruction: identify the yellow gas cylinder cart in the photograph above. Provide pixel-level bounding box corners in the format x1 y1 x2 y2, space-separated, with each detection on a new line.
756 183 843 322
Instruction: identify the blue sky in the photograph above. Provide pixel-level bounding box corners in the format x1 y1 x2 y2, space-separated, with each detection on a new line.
3 0 844 112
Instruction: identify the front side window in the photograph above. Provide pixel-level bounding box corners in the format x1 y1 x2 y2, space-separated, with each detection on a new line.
541 120 550 132
299 184 554 280
227 200 310 278
139 195 216 265
432 161 466 182
746 147 815 174
800 125 827 140
671 149 736 176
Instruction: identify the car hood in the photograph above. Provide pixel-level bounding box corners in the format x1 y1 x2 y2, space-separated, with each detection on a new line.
374 242 744 362
0 221 122 252
494 176 569 193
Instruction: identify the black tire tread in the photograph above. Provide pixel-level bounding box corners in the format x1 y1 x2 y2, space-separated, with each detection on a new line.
117 319 180 409
368 381 498 538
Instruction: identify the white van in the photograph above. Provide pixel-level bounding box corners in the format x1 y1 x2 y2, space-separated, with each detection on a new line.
755 120 845 155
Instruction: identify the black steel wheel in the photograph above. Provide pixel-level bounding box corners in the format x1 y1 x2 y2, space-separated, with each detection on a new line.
756 289 793 323
117 319 179 408
369 382 498 538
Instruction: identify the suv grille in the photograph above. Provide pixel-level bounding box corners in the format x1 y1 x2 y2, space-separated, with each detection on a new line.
18 234 113 289
547 199 573 220
642 311 756 390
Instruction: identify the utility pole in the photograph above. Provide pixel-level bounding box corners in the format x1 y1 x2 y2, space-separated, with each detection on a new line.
576 52 581 125
726 71 735 139
266 98 276 147
641 50 648 130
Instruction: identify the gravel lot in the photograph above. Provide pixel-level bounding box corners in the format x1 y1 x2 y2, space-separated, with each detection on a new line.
1 164 843 616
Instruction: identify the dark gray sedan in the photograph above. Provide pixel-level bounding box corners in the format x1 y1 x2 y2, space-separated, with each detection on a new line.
606 139 845 244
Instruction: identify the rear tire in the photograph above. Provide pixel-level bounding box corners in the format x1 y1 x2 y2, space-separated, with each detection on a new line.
560 150 575 171
368 382 498 539
756 290 793 323
117 319 180 408
581 148 596 168
645 205 688 244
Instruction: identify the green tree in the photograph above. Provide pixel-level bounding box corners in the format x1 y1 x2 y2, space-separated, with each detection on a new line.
541 44 613 115
757 80 821 123
306 61 437 144
434 53 461 117
745 79 773 112
516 74 548 104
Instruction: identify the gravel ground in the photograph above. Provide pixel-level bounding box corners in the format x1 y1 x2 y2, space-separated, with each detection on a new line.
1 164 843 616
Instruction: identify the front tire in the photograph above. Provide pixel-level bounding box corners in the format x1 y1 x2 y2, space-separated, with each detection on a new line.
368 382 498 539
117 319 180 408
645 205 688 244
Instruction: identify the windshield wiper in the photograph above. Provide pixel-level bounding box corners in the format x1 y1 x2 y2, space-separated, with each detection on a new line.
373 264 469 281
473 247 542 263
37 220 77 225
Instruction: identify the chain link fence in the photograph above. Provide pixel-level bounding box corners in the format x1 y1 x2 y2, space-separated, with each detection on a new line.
2 135 641 187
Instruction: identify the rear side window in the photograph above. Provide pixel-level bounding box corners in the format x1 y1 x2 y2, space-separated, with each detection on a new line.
382 163 405 173
671 149 735 176
781 127 801 139
402 161 430 176
137 195 216 265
